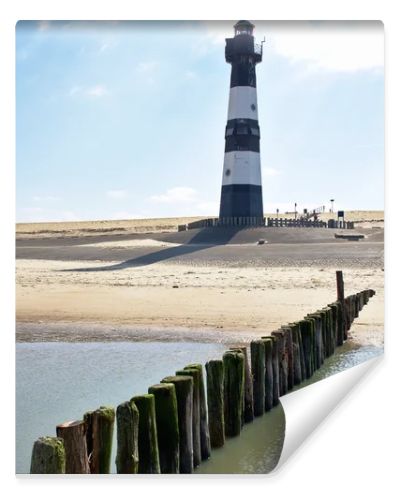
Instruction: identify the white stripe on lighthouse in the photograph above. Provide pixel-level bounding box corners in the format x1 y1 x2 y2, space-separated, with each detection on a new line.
222 151 262 185
227 86 258 120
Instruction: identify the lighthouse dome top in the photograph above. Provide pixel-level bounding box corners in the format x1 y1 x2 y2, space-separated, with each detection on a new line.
234 20 255 36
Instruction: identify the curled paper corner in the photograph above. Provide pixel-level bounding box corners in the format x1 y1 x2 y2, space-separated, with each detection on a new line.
274 354 383 472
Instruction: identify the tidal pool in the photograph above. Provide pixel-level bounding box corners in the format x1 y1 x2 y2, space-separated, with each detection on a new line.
16 340 382 474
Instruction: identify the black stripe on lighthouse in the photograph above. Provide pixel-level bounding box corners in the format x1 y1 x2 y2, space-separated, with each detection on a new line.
219 21 264 221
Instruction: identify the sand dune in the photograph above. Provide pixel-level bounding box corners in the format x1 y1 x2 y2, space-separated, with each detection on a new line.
16 210 384 239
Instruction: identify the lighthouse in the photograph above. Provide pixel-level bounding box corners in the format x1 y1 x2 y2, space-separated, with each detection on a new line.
219 21 264 225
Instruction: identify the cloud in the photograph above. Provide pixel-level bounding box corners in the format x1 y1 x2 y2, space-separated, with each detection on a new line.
262 167 281 177
149 187 198 204
37 21 51 32
106 190 128 199
136 61 158 73
68 84 109 98
86 85 109 97
184 70 197 80
268 22 383 73
98 40 118 54
32 195 61 202
195 201 219 214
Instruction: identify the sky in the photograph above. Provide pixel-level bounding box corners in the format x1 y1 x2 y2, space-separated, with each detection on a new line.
16 20 384 222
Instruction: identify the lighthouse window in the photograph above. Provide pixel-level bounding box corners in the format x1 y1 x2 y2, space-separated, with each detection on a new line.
226 127 234 136
236 126 248 135
250 127 259 136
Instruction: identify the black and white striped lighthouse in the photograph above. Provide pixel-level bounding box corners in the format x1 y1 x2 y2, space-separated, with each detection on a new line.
219 20 264 225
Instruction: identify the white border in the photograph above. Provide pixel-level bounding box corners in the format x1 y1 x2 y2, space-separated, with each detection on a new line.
1 1 398 498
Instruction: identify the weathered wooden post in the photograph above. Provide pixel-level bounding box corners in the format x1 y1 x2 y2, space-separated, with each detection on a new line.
262 338 274 410
335 300 345 346
281 326 294 390
299 320 313 378
115 400 139 474
329 303 338 352
84 406 115 474
148 383 180 474
238 347 254 423
205 359 225 448
223 350 245 437
56 420 90 473
270 331 287 396
176 368 201 467
131 394 160 474
250 340 265 416
288 323 303 385
162 375 194 473
336 271 344 301
184 364 211 460
30 436 66 474
262 336 280 405
306 314 323 369
228 347 254 423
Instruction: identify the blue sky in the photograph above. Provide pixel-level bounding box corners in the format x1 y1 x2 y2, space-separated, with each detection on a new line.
16 21 384 222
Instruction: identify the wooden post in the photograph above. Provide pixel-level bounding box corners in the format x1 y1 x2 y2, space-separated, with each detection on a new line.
335 300 345 346
306 314 323 369
299 320 313 378
148 383 180 474
223 350 245 437
336 270 348 332
184 364 211 460
250 340 265 417
228 347 254 423
263 336 279 405
288 323 302 385
176 368 201 467
205 359 225 448
162 375 194 473
56 420 90 473
30 436 66 474
238 347 254 423
282 326 294 390
115 400 139 474
262 338 274 410
84 406 115 474
271 330 288 396
131 394 160 474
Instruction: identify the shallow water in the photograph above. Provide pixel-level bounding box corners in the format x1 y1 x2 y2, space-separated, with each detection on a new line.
16 340 382 474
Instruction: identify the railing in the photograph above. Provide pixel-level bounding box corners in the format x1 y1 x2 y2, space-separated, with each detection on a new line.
254 43 263 56
178 217 266 231
267 218 327 228
178 217 355 231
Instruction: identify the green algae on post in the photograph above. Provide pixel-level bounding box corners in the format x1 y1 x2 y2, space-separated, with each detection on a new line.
205 359 225 448
131 394 160 474
148 383 180 473
84 405 115 474
223 350 244 437
115 400 139 474
162 375 194 473
30 436 66 474
250 340 265 417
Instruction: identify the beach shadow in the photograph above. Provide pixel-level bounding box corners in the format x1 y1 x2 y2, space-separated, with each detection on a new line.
66 227 241 271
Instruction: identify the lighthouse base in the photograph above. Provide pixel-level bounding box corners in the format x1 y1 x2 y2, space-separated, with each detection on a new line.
219 184 263 219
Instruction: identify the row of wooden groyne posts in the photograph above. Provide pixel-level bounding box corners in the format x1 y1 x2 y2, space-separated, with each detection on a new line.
30 272 375 474
177 218 355 230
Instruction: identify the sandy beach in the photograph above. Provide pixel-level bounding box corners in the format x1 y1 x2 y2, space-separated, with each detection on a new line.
16 211 384 347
